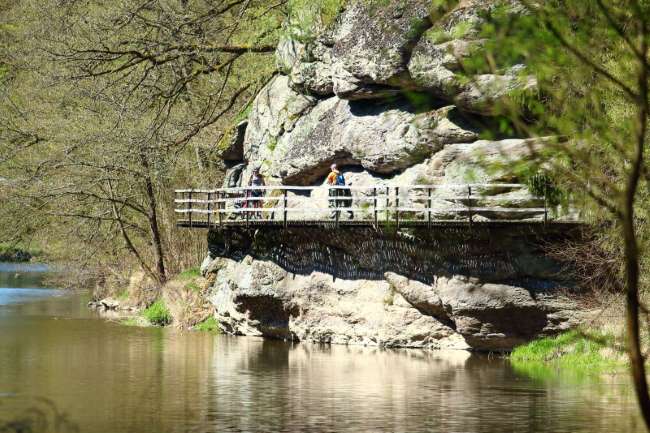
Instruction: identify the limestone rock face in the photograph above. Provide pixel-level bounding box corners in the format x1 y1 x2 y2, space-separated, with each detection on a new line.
202 227 584 351
243 75 317 165
328 0 431 99
385 272 582 351
431 276 581 350
248 95 479 184
202 251 581 351
206 255 468 349
276 0 535 111
206 0 585 351
407 1 536 113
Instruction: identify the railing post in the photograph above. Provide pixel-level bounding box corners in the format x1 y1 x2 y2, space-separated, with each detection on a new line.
218 191 223 227
467 185 472 228
207 191 212 228
246 188 250 228
188 190 193 228
373 187 378 228
427 187 432 229
283 188 288 228
544 184 548 225
335 188 340 229
385 186 390 224
395 186 400 229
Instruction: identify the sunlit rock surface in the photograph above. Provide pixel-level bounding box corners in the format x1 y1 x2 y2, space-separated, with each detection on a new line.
203 227 584 351
209 0 584 351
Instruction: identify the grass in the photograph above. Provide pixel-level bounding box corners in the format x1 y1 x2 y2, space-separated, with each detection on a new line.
234 100 253 124
175 267 203 292
142 299 172 326
194 316 220 333
510 330 625 375
266 136 278 152
177 267 201 280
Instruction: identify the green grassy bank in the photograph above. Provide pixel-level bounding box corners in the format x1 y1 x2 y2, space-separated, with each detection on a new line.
510 330 626 377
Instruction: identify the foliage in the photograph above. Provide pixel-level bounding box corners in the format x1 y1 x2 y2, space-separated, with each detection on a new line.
0 242 41 262
521 170 565 207
457 1 650 424
448 1 650 293
266 137 278 151
142 299 172 326
0 0 284 284
194 316 220 333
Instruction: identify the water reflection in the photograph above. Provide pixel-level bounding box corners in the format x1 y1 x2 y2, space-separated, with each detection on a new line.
0 266 645 433
0 262 49 289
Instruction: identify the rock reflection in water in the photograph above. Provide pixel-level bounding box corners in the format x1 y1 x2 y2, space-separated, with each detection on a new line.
209 339 642 433
0 291 644 433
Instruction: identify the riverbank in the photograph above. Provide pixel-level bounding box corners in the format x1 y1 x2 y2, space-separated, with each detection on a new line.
90 261 628 358
510 330 626 375
88 267 219 333
509 298 630 377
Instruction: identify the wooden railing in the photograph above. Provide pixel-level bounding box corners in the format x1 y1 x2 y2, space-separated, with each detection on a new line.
174 183 575 229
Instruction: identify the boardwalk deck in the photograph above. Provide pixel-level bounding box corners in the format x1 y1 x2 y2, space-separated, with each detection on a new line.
174 183 581 230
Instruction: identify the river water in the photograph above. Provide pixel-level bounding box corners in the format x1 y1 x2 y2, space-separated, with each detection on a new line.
0 263 645 433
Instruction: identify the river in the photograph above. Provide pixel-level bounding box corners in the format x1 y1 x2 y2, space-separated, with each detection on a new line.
0 262 645 433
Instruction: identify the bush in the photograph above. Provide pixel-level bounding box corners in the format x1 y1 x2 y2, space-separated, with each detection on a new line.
142 300 172 326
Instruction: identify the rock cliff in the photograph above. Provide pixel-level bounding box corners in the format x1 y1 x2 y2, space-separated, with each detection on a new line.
203 0 584 351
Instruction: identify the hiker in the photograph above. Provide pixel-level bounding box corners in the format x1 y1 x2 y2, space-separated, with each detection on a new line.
247 167 265 219
326 164 353 219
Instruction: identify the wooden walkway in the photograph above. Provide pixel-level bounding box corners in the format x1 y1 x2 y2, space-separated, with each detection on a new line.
175 183 580 230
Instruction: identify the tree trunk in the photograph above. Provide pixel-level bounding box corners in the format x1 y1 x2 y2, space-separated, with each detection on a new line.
140 152 167 284
625 50 650 430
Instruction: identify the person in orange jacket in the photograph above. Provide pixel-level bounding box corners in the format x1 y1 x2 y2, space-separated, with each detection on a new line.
326 164 353 219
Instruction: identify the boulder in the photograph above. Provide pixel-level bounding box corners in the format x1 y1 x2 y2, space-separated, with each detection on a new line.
384 272 581 351
328 0 431 98
204 0 585 353
207 256 468 349
244 78 480 184
431 276 581 351
407 1 537 113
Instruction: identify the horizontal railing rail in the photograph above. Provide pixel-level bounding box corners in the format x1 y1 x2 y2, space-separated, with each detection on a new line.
173 183 572 229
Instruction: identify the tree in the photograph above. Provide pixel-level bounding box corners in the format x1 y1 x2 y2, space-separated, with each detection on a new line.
459 0 650 427
0 0 284 283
